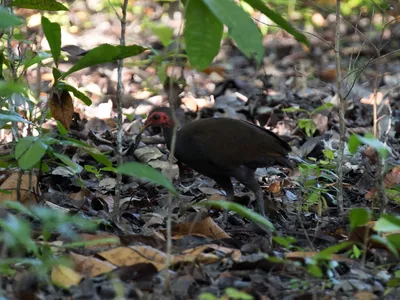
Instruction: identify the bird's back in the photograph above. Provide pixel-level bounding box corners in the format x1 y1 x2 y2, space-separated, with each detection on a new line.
176 117 291 171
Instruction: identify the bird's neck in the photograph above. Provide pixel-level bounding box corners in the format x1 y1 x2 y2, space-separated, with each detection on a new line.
161 126 176 150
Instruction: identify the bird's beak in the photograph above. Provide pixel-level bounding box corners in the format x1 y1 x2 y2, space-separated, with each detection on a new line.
134 121 151 149
138 122 151 135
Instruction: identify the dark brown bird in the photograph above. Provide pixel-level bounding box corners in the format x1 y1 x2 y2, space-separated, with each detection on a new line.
142 107 291 219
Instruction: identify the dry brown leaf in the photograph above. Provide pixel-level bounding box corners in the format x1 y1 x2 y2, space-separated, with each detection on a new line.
50 90 74 130
51 265 82 289
201 65 226 76
0 173 38 204
311 113 328 133
99 246 168 271
353 291 378 300
365 166 400 200
172 217 229 239
268 181 281 194
360 92 385 105
70 252 116 277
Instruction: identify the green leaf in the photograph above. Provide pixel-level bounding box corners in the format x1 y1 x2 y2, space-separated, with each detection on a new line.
11 0 68 11
198 292 218 300
87 149 112 168
41 16 61 64
225 288 253 300
386 234 400 250
147 23 174 47
370 235 399 258
52 67 62 81
0 7 23 28
0 110 31 124
348 134 361 154
23 51 52 69
53 152 82 174
84 165 98 174
3 200 35 217
282 107 303 113
184 0 223 70
62 237 119 249
314 241 352 260
349 208 370 231
15 136 48 170
242 0 309 46
348 133 389 158
312 103 334 114
273 236 296 249
55 82 92 105
56 120 68 135
202 0 263 63
203 200 275 231
307 264 323 278
0 214 38 255
0 81 26 97
116 162 178 195
62 44 147 78
374 214 400 232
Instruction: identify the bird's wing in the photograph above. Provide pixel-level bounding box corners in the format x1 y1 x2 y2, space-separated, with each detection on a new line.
179 118 289 170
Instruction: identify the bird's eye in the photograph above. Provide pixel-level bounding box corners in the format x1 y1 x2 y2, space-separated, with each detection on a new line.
152 114 160 120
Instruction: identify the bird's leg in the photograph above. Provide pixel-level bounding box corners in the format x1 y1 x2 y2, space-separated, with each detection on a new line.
214 177 234 225
232 167 266 217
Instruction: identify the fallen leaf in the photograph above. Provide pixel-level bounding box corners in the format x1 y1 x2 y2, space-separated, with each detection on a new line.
172 217 230 239
51 265 82 289
99 246 168 271
70 252 116 277
0 173 38 204
49 90 74 130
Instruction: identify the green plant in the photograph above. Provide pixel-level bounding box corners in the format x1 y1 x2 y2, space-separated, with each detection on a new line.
0 201 116 280
296 149 337 215
283 103 334 137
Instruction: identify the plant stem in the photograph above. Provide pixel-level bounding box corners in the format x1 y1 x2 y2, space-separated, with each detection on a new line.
113 0 129 219
335 0 345 217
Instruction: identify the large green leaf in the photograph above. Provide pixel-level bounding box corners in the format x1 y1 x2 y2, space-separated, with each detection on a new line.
116 162 178 195
11 0 68 11
203 200 275 231
62 44 147 78
15 136 48 170
370 235 399 258
202 0 263 63
0 81 26 97
0 110 31 124
0 8 23 28
374 214 400 232
184 0 223 70
349 208 370 231
41 16 61 64
243 0 309 46
314 241 353 260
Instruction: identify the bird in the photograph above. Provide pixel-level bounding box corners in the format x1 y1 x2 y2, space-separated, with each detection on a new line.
140 106 291 221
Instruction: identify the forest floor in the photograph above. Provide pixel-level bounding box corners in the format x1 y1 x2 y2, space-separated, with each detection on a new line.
3 1 400 299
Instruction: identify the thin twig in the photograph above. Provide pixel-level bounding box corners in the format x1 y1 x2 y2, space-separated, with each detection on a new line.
335 0 345 218
164 0 189 289
372 12 389 213
113 0 129 218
